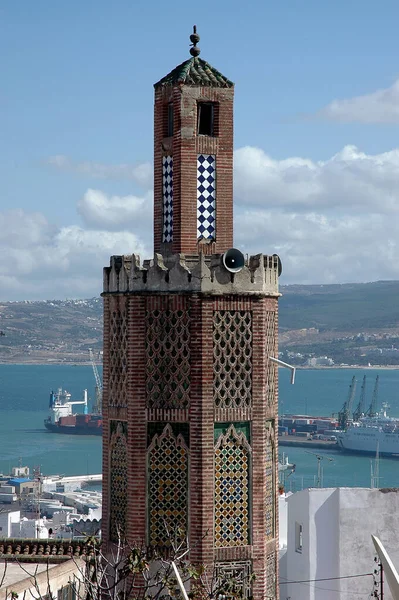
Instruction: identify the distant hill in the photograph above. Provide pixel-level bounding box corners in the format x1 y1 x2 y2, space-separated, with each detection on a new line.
279 281 399 366
1 281 399 365
279 280 399 331
0 298 102 364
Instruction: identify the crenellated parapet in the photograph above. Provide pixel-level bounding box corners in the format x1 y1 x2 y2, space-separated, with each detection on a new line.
103 252 280 296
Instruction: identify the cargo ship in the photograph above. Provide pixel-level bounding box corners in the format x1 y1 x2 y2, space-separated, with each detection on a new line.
334 375 399 456
44 388 102 436
336 405 399 457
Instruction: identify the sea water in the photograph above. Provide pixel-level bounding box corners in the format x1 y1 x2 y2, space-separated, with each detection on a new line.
0 364 399 488
0 364 101 477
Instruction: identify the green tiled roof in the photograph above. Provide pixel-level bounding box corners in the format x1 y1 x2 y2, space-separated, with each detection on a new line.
154 57 234 89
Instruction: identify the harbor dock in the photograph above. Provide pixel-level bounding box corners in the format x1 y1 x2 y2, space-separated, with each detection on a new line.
278 435 338 450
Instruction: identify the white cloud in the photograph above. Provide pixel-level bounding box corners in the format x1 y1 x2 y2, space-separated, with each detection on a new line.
54 225 148 268
46 155 152 188
0 210 56 248
235 210 399 284
0 209 149 301
233 145 399 284
234 145 399 212
316 79 399 123
77 188 153 230
4 142 399 299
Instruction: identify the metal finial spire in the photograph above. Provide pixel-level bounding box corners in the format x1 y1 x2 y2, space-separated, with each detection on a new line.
189 25 200 57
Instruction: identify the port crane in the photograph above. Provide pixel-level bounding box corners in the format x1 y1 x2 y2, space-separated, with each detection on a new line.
353 375 367 422
366 375 379 417
338 375 357 430
89 348 103 414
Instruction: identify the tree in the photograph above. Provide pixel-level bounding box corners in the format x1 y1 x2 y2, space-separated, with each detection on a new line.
0 529 254 600
71 529 255 600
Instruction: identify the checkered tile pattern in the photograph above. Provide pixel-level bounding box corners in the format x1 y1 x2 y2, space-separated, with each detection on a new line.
162 156 173 243
197 154 216 240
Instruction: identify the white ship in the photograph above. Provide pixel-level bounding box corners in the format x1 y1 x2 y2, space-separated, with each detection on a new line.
47 388 88 424
336 404 399 457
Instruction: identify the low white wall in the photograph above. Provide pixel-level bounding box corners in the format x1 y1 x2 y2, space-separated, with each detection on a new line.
0 558 85 600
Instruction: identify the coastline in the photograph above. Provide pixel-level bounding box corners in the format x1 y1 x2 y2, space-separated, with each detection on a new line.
279 436 337 450
298 365 399 370
0 360 398 369
0 360 94 366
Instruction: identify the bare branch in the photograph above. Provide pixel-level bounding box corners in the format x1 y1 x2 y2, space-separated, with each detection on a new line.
0 560 8 589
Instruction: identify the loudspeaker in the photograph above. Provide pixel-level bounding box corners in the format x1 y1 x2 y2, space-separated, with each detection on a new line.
273 254 283 277
222 248 245 273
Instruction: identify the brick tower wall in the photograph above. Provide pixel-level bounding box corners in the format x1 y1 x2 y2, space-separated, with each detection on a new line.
154 85 234 256
102 254 281 599
103 38 281 600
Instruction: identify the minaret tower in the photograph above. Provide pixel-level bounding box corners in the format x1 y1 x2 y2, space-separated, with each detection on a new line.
153 25 233 256
102 28 281 600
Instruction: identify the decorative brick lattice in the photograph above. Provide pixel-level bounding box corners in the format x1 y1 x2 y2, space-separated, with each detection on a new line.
109 421 128 542
148 424 189 546
265 421 275 541
109 308 128 407
162 156 173 243
197 154 216 239
265 311 277 407
215 425 251 547
215 561 253 600
266 551 276 599
214 311 252 408
145 309 190 408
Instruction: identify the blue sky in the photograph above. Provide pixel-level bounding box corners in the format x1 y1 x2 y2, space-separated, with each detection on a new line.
2 1 399 299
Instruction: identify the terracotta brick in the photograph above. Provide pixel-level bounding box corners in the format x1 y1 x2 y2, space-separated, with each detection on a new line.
102 57 280 600
154 84 234 255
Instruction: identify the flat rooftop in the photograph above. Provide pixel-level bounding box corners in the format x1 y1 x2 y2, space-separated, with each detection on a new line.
0 560 59 587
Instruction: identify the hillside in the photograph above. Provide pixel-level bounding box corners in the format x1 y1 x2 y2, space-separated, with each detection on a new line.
279 280 399 366
279 280 399 331
0 298 102 364
1 281 399 365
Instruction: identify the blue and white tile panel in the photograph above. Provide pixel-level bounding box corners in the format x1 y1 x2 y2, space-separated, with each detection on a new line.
162 156 173 243
197 154 216 240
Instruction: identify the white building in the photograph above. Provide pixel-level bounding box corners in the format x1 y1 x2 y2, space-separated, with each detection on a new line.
280 487 399 600
306 356 334 367
0 509 101 540
17 516 49 539
0 510 52 539
0 511 20 537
